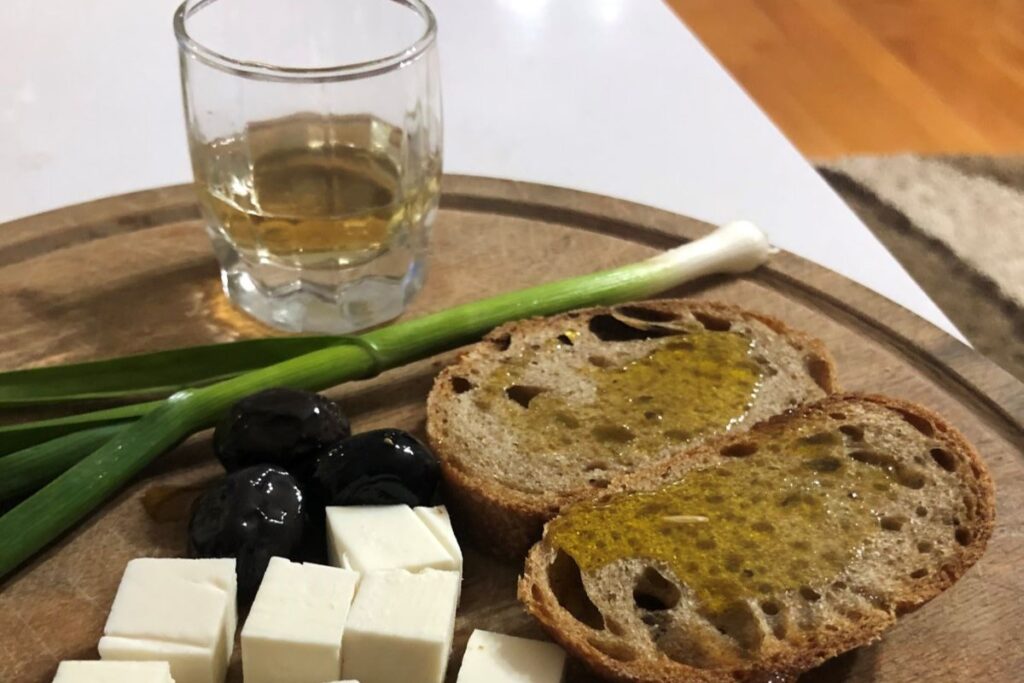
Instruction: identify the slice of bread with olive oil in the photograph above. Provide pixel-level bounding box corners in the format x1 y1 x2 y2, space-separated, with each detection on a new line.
518 394 995 683
426 300 838 558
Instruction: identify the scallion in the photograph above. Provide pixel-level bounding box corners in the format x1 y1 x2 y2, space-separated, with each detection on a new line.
0 402 155 455
0 425 125 500
0 222 772 580
0 336 347 407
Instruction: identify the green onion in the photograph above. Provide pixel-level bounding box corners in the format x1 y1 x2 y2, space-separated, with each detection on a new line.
0 336 345 406
0 425 125 500
0 402 155 455
0 223 771 580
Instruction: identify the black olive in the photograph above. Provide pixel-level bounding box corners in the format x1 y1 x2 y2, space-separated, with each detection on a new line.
213 388 350 479
309 429 441 507
188 466 305 605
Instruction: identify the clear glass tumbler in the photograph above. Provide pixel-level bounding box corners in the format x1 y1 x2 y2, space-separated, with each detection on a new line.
174 0 441 333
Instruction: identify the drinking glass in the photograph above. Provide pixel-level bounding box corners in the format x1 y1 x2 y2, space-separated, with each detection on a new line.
174 0 441 333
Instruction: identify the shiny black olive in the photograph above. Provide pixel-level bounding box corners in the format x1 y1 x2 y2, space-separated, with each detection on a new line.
213 388 350 479
188 465 305 605
309 429 441 507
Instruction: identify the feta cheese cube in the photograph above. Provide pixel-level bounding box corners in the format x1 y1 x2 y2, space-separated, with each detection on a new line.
414 506 463 568
241 557 359 683
52 660 174 682
326 506 461 573
95 640 212 683
456 630 567 683
98 558 236 683
341 569 461 683
137 558 237 647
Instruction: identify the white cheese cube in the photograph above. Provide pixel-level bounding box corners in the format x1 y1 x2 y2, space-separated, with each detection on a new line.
97 640 213 683
414 506 463 568
241 557 359 683
341 569 461 683
147 558 236 650
53 660 174 682
456 630 567 683
112 558 237 654
98 558 236 683
326 506 461 573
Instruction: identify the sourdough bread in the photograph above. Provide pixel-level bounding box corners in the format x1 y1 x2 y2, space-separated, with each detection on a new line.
518 394 995 683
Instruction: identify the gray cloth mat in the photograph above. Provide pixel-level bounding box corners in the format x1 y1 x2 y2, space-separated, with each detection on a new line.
819 155 1024 382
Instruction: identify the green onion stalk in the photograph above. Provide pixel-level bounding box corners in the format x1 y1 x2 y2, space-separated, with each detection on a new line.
0 337 348 407
0 425 125 500
0 402 155 456
0 222 772 580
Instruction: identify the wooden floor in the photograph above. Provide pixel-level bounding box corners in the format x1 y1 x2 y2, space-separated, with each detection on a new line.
668 0 1024 158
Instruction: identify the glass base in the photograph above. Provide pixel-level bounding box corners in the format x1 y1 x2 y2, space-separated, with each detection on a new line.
210 228 427 334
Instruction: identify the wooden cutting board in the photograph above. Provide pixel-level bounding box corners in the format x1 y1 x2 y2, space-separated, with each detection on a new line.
0 176 1021 682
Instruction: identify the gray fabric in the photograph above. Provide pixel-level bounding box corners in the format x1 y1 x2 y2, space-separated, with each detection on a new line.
819 155 1024 381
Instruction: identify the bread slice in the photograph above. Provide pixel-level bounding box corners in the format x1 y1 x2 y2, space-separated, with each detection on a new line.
426 300 838 558
518 394 995 683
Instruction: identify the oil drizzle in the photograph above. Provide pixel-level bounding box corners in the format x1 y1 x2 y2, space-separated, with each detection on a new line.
547 425 908 616
482 328 763 465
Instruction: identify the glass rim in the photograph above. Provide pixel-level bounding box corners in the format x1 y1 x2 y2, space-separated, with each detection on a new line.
173 0 437 83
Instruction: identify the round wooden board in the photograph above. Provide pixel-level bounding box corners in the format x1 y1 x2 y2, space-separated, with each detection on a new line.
0 176 1021 683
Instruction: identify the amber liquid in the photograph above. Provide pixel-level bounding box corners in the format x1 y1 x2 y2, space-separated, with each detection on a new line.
193 114 440 268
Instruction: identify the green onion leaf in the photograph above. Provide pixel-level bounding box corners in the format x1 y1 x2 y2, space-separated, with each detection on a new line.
0 401 155 455
0 425 125 500
0 336 344 406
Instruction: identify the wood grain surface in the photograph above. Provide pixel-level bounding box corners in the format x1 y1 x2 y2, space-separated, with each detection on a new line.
669 0 1024 157
0 176 1020 682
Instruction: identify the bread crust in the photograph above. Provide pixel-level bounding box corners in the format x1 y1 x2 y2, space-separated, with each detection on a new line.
517 394 996 683
426 299 840 559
